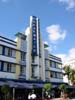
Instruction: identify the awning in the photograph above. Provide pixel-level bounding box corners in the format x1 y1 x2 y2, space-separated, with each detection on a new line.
0 81 44 89
67 85 75 89
7 81 32 89
7 81 19 88
0 81 6 86
52 85 57 88
34 83 44 88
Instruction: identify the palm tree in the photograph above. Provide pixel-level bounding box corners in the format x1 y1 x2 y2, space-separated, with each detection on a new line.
70 69 75 85
63 65 75 85
43 83 52 99
58 84 67 98
63 65 71 84
58 84 67 94
1 85 10 100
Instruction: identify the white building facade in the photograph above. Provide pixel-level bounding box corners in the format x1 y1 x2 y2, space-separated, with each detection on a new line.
44 48 63 83
0 16 63 85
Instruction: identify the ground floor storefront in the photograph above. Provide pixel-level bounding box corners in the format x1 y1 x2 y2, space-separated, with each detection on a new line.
0 78 75 100
0 87 42 100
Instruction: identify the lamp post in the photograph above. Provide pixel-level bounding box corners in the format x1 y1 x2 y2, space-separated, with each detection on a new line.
13 87 15 100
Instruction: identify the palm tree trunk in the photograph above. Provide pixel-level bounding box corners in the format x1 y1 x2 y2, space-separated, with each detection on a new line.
5 94 6 100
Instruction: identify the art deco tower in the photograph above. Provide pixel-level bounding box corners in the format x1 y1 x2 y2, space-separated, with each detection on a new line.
26 16 45 81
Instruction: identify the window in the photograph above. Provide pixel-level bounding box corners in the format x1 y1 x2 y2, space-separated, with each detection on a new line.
2 46 5 55
50 71 63 79
32 57 35 63
50 61 56 68
32 67 35 77
50 71 56 78
32 67 37 78
50 61 52 67
0 61 1 70
56 63 58 68
3 62 16 73
3 63 7 71
11 64 16 73
56 73 59 78
21 52 26 61
5 47 12 57
5 47 8 56
8 48 12 56
7 63 11 72
60 73 63 79
0 45 3 54
4 47 16 58
12 50 16 58
20 65 26 75
4 63 11 72
56 63 62 69
50 71 53 77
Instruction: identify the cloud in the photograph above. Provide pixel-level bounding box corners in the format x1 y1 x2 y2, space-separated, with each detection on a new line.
55 54 67 62
58 0 75 10
44 41 57 52
68 48 75 58
46 24 67 43
56 48 75 63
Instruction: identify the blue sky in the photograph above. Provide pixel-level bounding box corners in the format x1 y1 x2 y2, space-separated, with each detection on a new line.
0 0 75 62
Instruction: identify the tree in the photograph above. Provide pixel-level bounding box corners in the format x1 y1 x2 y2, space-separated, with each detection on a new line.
63 65 75 85
1 85 11 100
58 84 67 94
43 83 52 99
70 69 75 85
58 84 68 99
43 83 52 93
63 65 71 84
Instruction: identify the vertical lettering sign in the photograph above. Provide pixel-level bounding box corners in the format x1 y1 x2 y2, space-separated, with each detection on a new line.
32 16 37 56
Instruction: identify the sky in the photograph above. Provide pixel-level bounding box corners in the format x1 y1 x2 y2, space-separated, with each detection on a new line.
0 0 75 62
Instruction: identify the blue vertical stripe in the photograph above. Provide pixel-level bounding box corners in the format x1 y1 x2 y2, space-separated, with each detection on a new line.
32 16 37 56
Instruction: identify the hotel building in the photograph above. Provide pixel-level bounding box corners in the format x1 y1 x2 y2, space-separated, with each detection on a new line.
0 16 63 86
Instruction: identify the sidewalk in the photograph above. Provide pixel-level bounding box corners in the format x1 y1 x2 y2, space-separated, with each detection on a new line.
51 98 61 100
51 98 75 100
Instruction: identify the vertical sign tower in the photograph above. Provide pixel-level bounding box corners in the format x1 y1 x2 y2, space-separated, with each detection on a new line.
29 16 45 81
